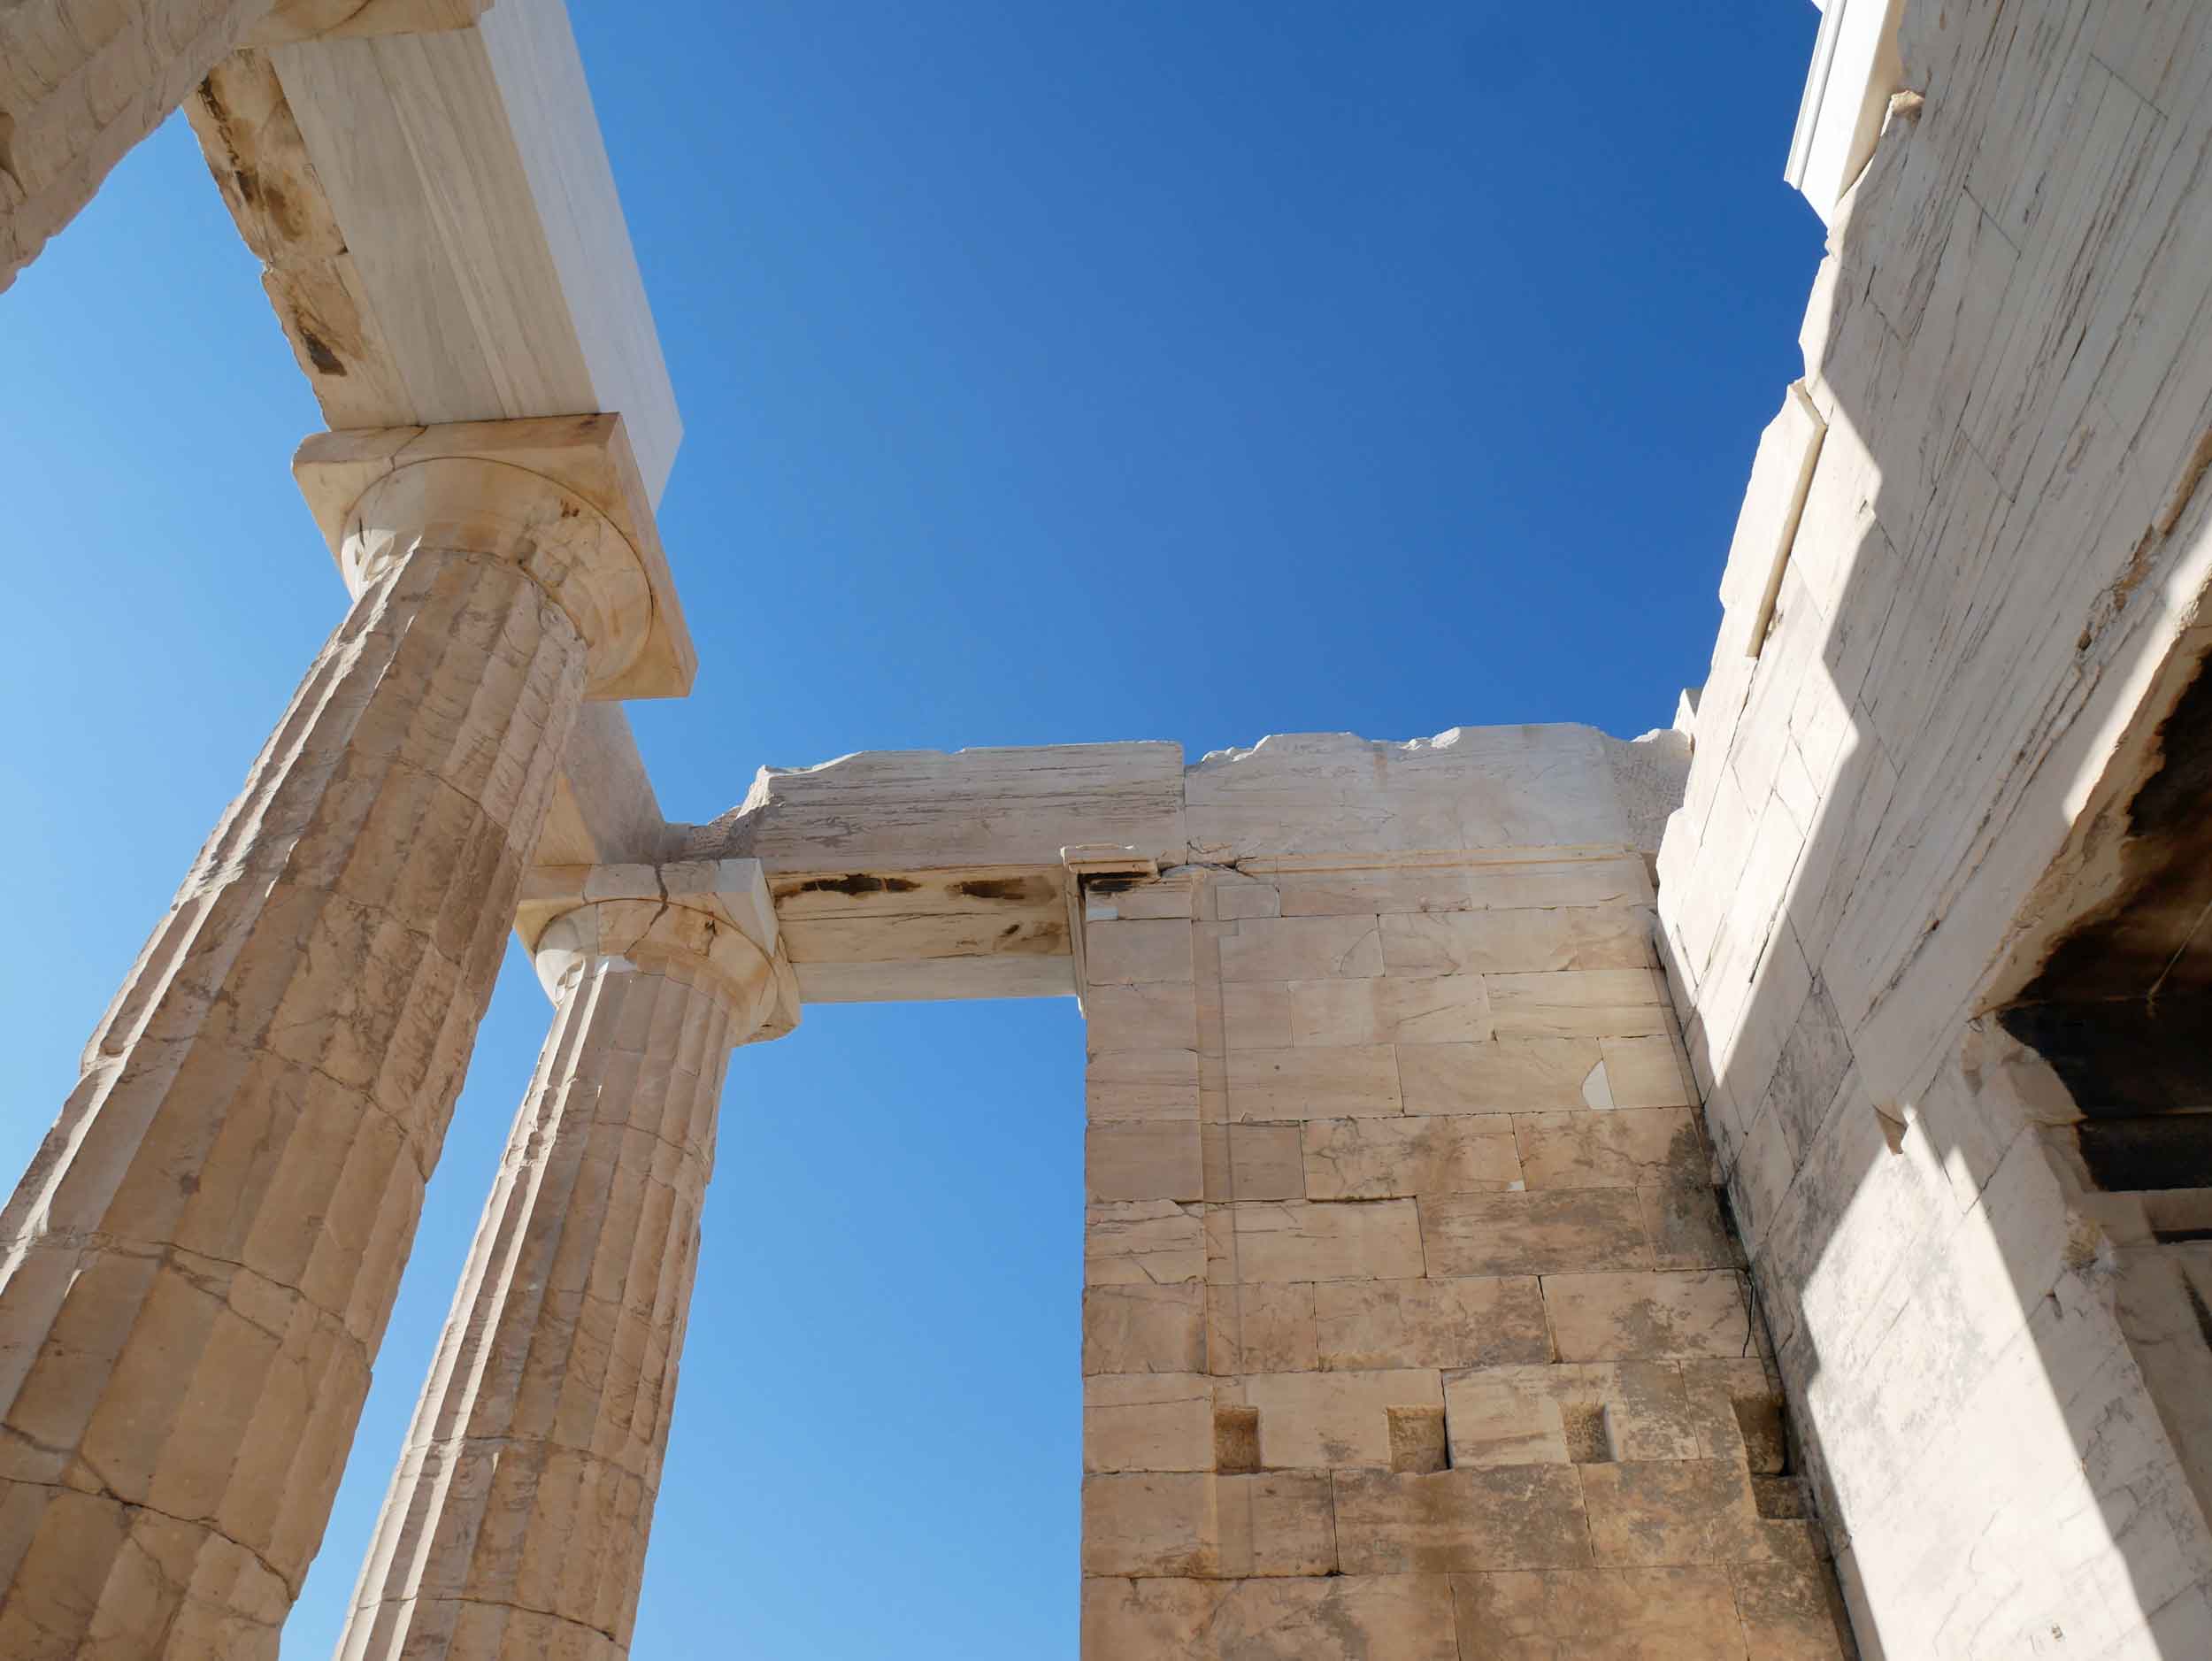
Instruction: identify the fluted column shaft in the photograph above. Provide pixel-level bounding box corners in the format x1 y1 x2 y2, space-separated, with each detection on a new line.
338 890 785 1661
0 441 655 1659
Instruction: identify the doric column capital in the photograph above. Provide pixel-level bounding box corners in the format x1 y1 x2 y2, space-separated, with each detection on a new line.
518 859 803 1043
294 413 697 701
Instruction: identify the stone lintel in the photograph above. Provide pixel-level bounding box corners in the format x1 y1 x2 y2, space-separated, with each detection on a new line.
645 727 1686 1010
294 414 695 699
188 0 683 499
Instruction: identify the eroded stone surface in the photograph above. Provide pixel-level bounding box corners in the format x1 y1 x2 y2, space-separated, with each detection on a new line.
336 882 787 1660
0 542 588 1658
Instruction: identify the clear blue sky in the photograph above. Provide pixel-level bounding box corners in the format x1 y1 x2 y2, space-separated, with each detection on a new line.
0 4 1824 1655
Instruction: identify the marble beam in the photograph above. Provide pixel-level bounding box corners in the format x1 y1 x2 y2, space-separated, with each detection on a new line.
187 0 681 501
663 727 1688 1006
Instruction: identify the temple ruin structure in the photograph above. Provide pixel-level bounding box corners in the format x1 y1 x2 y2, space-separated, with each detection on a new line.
4 0 2210 1654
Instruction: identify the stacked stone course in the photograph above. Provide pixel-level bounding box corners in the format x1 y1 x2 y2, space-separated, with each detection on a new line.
1079 857 1850 1657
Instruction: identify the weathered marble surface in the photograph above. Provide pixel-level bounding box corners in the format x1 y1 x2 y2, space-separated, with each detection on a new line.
186 0 680 498
1079 838 1842 1657
0 422 657 1657
0 545 587 1657
671 726 1679 1005
337 871 790 1661
1658 0 2212 1650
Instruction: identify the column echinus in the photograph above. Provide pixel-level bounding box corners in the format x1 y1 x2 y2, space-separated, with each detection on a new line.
0 414 695 1660
337 864 798 1661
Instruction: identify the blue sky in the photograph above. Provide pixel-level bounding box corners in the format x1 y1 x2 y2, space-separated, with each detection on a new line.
0 3 1824 1655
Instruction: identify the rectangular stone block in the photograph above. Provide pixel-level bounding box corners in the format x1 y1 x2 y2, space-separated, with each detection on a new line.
1214 878 1282 919
1512 1108 1703 1188
1079 1472 1335 1578
1214 1472 1338 1577
1219 915 1384 981
1543 1272 1752 1362
1087 1047 1201 1121
1207 1283 1318 1374
1202 1123 1304 1201
1086 1200 1203 1286
1303 1115 1522 1199
1206 1200 1425 1283
1082 1473 1215 1576
1731 1558 1850 1657
1087 1122 1203 1202
1333 1466 1592 1573
1220 980 1293 1050
1443 1363 1699 1467
1290 974 1489 1046
1081 1573 1459 1660
1087 878 1196 920
1276 868 1493 916
1084 1374 1216 1473
1084 980 1199 1052
1486 969 1672 1038
1599 1034 1699 1108
1314 1276 1549 1370
1580 1459 1775 1566
1087 918 1194 985
1240 1368 1443 1468
1640 1181 1738 1271
1084 1283 1206 1374
1226 1045 1402 1119
1397 1037 1602 1114
1421 1190 1649 1277
1271 859 1650 918
1380 908 1655 976
1452 1567 1749 1659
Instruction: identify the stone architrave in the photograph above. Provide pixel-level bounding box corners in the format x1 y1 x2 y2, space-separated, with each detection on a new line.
334 865 797 1661
0 418 679 1659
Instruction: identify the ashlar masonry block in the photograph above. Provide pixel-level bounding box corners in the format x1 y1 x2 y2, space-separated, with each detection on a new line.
1204 1200 1425 1284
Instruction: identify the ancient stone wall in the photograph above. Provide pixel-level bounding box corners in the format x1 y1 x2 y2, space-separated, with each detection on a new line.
1075 734 1849 1657
1655 0 2212 1652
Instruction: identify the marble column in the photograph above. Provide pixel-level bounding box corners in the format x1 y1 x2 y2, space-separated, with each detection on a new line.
0 425 672 1659
336 867 795 1661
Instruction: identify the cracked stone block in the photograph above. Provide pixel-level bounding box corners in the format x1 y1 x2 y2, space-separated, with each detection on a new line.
1217 915 1385 982
1084 1284 1207 1375
1303 1114 1523 1200
1288 973 1491 1047
1205 1283 1317 1375
1085 1376 1217 1474
1397 1037 1603 1114
1512 1109 1706 1189
1379 908 1655 977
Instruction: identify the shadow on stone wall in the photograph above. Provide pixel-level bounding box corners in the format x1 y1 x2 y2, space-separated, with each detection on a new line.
1663 5 2212 1650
